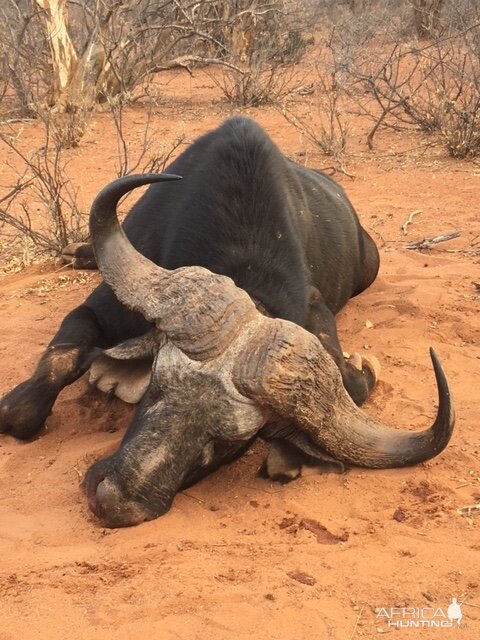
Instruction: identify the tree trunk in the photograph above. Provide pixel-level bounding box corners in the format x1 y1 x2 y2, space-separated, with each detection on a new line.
61 27 118 110
35 0 121 111
35 0 78 105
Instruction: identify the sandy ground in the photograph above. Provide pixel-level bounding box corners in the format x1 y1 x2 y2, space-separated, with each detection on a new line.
0 71 479 639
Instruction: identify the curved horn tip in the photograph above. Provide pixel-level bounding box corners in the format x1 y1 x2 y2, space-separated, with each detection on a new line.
429 347 449 397
106 172 183 187
428 346 455 453
158 173 182 181
125 172 183 183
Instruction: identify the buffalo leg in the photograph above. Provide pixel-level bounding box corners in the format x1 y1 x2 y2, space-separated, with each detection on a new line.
306 293 379 406
0 305 104 439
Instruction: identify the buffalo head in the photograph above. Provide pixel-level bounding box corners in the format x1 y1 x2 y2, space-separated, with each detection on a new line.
84 174 455 527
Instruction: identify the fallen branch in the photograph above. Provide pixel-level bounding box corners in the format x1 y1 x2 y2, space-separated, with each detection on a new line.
291 83 314 95
405 231 461 250
0 117 36 125
457 503 480 518
149 55 245 75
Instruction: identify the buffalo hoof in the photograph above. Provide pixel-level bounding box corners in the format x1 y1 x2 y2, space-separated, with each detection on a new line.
61 243 97 270
348 352 381 387
260 440 344 483
0 381 54 439
89 353 151 404
339 352 381 406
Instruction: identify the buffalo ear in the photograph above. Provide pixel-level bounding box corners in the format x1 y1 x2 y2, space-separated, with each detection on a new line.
89 331 163 404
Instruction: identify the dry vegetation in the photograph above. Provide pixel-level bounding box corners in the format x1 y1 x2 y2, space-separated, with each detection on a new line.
0 0 479 263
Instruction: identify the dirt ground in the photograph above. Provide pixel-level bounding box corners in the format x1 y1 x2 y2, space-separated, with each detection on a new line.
0 70 479 640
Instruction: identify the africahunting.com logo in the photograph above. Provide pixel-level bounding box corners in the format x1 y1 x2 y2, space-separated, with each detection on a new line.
376 598 467 629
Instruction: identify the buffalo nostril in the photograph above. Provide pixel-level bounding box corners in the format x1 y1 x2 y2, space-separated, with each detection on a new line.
84 462 170 527
90 477 155 528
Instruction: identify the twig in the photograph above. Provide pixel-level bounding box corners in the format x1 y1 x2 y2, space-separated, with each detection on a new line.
370 218 386 247
405 231 461 250
53 261 74 273
439 248 480 256
318 164 356 179
180 491 204 504
349 604 365 640
336 164 356 179
401 210 422 235
206 540 310 548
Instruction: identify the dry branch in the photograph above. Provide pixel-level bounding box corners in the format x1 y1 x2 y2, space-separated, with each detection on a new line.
405 230 461 250
401 209 422 235
107 99 185 179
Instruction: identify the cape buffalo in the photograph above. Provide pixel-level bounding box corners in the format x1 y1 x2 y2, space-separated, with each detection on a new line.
0 117 455 527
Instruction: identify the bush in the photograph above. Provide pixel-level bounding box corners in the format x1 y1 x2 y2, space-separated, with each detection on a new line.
0 120 87 254
209 1 310 107
329 6 480 157
0 101 185 261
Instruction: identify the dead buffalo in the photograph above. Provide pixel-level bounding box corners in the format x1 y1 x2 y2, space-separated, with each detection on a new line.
0 117 455 527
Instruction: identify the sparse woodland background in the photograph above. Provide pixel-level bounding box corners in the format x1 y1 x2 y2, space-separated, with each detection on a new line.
0 0 479 260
